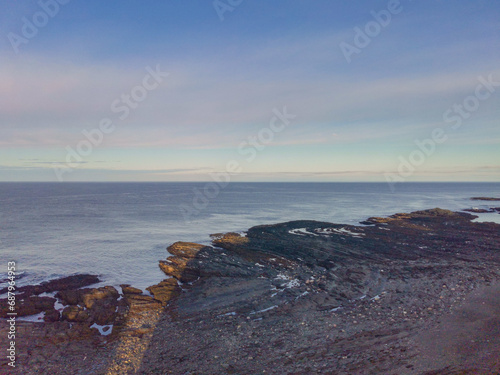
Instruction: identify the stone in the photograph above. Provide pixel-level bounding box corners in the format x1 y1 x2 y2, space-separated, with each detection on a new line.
146 279 181 304
167 241 209 258
0 296 55 318
0 274 99 297
120 284 143 295
81 286 119 309
62 305 89 322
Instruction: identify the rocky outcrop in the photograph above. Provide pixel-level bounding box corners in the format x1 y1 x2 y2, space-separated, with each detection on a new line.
120 284 143 295
0 296 56 318
3 208 500 374
156 208 500 317
146 279 181 305
471 197 500 201
463 207 497 213
0 274 99 297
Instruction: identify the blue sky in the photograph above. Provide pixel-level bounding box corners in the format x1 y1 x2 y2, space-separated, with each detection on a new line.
0 0 499 181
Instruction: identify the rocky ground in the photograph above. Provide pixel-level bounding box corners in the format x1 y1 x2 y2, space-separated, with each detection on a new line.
1 207 500 374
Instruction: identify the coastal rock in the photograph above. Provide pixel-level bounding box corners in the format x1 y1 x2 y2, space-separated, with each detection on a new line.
0 296 55 318
463 208 495 213
123 294 161 311
159 257 199 282
0 274 100 297
120 284 143 295
160 239 261 284
56 286 120 325
55 288 90 306
81 286 119 309
43 309 61 322
471 197 500 201
5 208 500 375
146 279 181 305
62 306 89 323
167 241 210 258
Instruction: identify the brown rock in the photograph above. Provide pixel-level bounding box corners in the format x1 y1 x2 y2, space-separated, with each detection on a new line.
55 288 90 305
0 274 100 297
44 309 61 322
124 294 161 311
146 279 181 304
167 241 209 258
159 257 200 282
62 305 89 322
0 296 55 318
120 284 143 295
89 302 117 325
81 286 119 309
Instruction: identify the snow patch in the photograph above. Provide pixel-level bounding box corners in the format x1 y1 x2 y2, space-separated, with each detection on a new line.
250 305 278 314
90 323 113 336
282 279 300 289
218 311 237 317
288 228 319 236
316 227 365 237
17 312 45 322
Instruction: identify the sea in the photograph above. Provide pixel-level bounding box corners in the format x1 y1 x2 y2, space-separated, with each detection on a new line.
1 182 499 292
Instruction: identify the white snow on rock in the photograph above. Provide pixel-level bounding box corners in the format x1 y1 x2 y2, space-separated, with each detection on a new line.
90 323 113 336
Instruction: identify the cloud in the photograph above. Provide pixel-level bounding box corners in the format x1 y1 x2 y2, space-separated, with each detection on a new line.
1 31 499 151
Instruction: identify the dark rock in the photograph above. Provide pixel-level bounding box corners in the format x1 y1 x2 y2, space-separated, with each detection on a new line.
44 309 61 322
0 296 55 318
463 208 494 213
55 288 90 306
470 197 500 201
81 286 119 309
0 274 99 297
160 235 262 283
62 306 89 322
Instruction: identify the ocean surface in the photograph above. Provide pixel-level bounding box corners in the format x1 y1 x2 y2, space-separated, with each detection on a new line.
1 182 499 292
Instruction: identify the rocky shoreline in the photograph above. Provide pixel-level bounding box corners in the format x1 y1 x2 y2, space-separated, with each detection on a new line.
1 207 500 374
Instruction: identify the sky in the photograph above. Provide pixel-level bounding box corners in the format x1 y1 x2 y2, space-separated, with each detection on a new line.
0 0 499 182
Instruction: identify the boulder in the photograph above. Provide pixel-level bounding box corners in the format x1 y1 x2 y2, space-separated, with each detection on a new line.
81 286 119 309
167 242 208 258
0 274 99 297
55 288 90 305
0 296 55 318
44 309 61 322
120 284 143 295
124 294 161 311
146 279 181 304
62 305 89 322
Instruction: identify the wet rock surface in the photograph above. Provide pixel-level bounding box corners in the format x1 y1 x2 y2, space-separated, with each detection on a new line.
2 208 500 374
471 197 500 201
0 274 100 297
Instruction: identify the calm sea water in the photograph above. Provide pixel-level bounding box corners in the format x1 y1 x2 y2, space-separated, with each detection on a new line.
1 182 499 291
